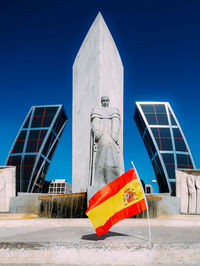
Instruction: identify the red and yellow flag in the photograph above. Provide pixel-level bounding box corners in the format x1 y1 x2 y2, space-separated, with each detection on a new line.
86 168 147 236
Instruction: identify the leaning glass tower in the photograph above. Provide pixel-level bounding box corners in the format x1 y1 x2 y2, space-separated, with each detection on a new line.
6 105 67 194
134 102 195 195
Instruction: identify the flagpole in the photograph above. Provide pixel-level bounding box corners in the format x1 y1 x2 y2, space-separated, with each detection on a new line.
131 161 152 246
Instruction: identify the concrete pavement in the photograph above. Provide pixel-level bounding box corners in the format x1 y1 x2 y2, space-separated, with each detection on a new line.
0 214 199 265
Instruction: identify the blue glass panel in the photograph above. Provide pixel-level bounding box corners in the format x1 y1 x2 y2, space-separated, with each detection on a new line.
26 130 47 153
177 154 193 169
45 107 58 116
12 130 27 154
155 104 166 113
141 104 154 113
173 128 187 152
151 128 173 151
31 107 56 128
142 104 168 125
156 114 168 125
162 153 175 180
145 114 157 125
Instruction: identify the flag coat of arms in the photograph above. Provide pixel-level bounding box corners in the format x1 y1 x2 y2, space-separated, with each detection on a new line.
86 168 147 236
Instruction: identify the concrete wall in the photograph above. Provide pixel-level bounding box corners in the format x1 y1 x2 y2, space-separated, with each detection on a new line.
0 166 16 212
72 13 124 193
135 194 180 218
9 192 180 217
9 193 46 214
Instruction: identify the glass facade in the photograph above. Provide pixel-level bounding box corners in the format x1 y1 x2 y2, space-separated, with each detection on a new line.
134 102 195 195
6 105 68 194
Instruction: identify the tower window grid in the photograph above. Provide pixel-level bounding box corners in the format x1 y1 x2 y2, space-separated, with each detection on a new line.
134 102 195 194
6 105 67 194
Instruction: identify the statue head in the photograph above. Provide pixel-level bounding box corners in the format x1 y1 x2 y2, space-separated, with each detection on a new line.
101 96 110 107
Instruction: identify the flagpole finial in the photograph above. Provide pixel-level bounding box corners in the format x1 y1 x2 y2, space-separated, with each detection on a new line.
131 161 135 168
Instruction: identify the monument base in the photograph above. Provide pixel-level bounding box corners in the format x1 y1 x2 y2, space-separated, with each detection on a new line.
87 185 105 203
10 193 46 214
9 191 180 218
134 194 180 218
39 193 87 218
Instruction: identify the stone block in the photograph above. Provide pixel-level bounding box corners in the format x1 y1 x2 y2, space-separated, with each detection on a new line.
0 166 16 212
135 194 180 218
9 193 46 214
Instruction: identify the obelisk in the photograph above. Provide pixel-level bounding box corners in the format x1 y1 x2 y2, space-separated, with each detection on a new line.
72 12 124 193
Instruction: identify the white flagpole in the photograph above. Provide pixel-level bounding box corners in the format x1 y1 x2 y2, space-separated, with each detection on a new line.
131 161 152 246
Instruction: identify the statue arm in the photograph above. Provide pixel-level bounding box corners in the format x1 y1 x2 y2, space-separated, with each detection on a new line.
91 117 103 142
112 117 120 144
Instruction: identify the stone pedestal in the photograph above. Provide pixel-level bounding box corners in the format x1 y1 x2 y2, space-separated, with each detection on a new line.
87 185 104 203
72 13 124 193
0 166 16 212
9 193 45 214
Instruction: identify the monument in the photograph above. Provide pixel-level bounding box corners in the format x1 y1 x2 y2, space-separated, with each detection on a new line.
88 96 123 198
72 13 124 193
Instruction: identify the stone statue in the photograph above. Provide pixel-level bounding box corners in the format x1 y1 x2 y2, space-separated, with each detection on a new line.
196 176 200 214
177 171 189 213
88 96 123 199
187 175 197 214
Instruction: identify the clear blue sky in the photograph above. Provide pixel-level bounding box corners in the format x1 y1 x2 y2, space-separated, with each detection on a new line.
1 1 200 191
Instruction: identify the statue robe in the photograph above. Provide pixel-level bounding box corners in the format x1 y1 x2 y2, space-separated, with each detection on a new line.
90 107 123 187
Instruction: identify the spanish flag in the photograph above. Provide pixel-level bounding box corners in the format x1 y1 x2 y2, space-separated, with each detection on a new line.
86 168 147 236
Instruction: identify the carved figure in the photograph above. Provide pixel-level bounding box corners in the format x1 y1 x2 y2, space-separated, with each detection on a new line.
179 172 189 214
196 176 200 214
187 175 197 214
90 96 123 187
176 170 200 214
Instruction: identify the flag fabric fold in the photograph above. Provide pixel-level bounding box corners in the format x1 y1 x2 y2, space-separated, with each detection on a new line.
86 168 147 236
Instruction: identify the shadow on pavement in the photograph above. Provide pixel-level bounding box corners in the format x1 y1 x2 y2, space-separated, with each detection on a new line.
82 231 149 243
81 231 129 241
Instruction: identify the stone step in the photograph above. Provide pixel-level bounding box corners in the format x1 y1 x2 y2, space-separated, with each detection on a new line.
0 240 199 265
0 216 199 265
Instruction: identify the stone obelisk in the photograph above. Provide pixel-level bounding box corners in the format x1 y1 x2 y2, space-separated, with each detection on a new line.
72 12 124 193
